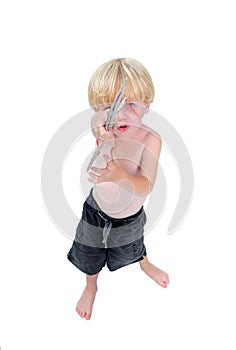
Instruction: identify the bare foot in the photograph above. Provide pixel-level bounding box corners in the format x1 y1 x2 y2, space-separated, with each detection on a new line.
75 286 97 320
140 257 169 288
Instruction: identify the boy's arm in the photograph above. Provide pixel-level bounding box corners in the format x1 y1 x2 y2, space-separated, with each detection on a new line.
88 132 162 197
138 131 162 193
124 132 162 196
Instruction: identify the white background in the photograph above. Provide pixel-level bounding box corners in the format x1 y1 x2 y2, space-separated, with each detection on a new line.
0 1 236 349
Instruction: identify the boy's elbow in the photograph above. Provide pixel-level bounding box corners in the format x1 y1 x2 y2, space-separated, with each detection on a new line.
141 177 154 196
147 179 155 194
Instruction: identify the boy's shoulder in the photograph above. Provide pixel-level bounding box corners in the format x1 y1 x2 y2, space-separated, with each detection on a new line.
141 123 162 143
140 123 162 157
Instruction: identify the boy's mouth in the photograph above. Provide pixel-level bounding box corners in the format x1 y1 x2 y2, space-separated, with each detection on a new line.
117 124 129 132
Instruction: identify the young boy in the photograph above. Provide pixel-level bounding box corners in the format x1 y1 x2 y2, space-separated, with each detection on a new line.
67 58 169 320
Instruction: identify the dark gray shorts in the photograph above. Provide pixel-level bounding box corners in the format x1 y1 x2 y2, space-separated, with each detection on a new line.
67 190 147 275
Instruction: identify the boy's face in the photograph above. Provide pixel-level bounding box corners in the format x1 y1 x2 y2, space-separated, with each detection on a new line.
110 100 149 138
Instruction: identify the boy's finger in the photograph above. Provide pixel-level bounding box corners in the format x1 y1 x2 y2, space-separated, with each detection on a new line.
111 147 118 161
90 167 106 175
103 154 112 163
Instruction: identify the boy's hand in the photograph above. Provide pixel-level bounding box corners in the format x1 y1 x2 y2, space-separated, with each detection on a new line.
88 148 124 184
91 110 114 141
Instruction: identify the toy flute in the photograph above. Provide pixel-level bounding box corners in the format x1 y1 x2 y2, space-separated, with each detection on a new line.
87 77 128 171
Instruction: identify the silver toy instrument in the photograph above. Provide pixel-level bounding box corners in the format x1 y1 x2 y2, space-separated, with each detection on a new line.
87 77 128 172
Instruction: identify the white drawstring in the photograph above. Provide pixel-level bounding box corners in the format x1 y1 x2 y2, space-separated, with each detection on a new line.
98 212 112 248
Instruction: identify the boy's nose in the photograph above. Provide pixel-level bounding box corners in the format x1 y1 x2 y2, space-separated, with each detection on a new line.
116 107 128 121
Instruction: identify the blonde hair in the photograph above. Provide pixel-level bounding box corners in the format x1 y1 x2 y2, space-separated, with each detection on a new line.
88 58 155 108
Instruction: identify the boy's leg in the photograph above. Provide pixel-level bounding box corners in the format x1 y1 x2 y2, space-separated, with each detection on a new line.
76 273 99 320
139 256 169 288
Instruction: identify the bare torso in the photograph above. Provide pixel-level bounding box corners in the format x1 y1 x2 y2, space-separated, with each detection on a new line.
92 124 154 218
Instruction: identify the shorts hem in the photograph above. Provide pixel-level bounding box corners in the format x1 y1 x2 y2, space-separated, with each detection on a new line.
67 253 103 276
108 251 147 272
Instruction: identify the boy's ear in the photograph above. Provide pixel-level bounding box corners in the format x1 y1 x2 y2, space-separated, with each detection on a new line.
145 104 150 113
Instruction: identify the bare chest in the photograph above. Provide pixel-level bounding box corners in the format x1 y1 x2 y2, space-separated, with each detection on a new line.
115 139 145 175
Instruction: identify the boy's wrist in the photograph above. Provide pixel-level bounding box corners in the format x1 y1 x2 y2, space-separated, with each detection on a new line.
117 171 151 197
113 167 127 184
